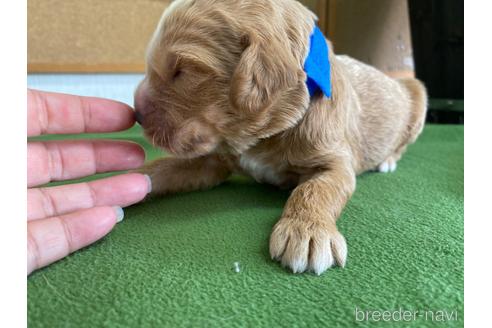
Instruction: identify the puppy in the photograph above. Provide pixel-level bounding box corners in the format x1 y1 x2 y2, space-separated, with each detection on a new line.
134 0 427 275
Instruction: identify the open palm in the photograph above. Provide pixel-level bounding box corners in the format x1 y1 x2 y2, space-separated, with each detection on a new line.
27 89 151 275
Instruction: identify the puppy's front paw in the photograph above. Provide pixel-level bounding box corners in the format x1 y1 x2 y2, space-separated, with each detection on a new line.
269 217 347 275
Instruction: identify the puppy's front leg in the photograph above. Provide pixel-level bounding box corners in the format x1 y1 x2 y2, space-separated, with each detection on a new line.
270 160 356 275
140 155 231 196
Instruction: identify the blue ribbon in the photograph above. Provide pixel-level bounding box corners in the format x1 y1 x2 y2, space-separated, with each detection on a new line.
304 26 331 98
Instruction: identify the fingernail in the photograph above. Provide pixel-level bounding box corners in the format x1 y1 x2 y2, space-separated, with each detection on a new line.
113 206 124 223
144 174 152 193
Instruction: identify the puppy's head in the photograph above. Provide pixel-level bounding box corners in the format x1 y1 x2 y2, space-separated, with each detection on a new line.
135 0 315 158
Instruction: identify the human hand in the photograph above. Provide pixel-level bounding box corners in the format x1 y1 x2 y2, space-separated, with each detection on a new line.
27 89 151 275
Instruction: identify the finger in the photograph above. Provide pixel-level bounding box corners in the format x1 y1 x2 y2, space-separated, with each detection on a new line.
27 89 135 137
28 173 151 220
27 206 123 275
27 140 145 187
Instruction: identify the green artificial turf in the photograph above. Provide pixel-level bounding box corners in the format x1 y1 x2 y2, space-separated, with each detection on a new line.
27 124 464 327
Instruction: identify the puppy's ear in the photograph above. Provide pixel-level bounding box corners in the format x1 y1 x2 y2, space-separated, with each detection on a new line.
230 34 301 113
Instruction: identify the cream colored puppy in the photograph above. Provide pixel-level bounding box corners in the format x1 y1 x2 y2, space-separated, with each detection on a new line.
134 0 427 275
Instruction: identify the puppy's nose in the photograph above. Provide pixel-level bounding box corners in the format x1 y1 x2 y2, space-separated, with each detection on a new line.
134 79 151 125
134 110 144 125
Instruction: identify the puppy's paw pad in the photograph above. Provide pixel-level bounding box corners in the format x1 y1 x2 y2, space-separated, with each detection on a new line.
269 218 347 275
378 158 397 173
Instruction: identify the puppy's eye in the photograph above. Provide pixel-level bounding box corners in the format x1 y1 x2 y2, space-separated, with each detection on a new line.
173 69 182 80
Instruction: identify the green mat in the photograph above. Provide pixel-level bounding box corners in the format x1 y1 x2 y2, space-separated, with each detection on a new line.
27 124 464 327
